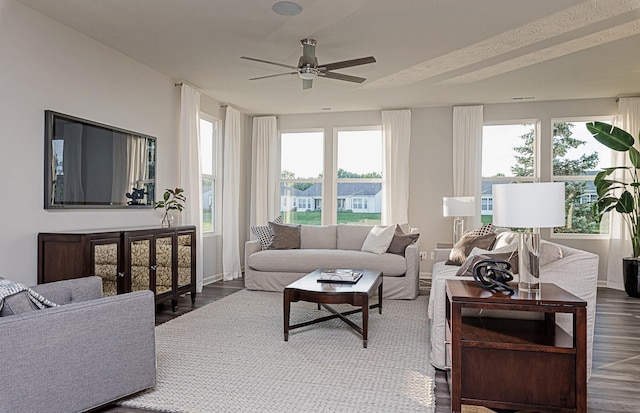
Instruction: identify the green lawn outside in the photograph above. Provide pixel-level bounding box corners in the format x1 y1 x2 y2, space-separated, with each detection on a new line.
281 211 381 225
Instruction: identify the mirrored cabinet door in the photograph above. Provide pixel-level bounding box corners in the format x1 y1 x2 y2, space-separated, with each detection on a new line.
177 234 193 289
155 235 173 295
91 240 121 297
129 238 152 292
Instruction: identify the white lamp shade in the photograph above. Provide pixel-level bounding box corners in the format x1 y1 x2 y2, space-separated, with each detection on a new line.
492 182 566 228
443 196 476 217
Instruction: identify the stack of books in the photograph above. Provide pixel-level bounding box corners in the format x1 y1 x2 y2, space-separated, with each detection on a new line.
317 269 363 283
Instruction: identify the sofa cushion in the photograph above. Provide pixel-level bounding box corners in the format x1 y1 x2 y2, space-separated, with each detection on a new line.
361 225 396 254
300 225 337 249
247 249 407 276
337 225 374 250
446 233 497 265
267 222 301 250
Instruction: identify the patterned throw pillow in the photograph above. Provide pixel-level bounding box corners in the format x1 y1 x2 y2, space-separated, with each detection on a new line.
465 223 496 236
250 216 283 250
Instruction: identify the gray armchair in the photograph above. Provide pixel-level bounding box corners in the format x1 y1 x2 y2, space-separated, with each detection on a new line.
0 277 156 413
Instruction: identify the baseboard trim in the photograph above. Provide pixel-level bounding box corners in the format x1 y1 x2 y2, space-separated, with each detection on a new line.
204 273 224 285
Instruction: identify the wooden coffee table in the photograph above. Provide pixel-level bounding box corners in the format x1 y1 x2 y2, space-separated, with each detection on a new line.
283 269 382 348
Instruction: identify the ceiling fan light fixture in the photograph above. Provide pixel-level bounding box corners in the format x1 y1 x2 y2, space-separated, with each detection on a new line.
299 66 318 80
272 1 303 16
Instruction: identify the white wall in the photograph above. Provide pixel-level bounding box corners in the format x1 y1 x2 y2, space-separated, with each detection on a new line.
0 2 182 285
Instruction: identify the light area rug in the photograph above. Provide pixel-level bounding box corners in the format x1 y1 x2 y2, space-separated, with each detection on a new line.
120 289 435 413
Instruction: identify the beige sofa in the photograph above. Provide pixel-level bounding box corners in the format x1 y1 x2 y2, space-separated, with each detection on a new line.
244 224 420 300
428 237 599 379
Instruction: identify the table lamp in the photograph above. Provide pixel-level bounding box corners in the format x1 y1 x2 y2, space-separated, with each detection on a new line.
442 196 476 244
492 182 565 292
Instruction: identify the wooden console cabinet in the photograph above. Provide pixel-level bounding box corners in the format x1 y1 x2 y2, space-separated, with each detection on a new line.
38 226 196 311
446 280 587 413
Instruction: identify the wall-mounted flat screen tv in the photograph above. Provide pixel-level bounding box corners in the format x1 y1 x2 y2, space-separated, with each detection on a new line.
44 110 156 209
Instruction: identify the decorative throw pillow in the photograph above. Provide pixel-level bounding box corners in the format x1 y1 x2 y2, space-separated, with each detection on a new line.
267 222 301 250
387 230 420 256
396 223 412 235
361 225 396 254
540 241 563 267
250 216 283 250
455 246 519 276
465 223 496 237
445 232 497 266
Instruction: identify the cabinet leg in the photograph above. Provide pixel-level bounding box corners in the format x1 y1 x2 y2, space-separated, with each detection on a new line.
172 299 178 312
190 293 196 305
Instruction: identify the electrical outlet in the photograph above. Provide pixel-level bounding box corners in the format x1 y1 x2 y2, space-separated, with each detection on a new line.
419 251 428 260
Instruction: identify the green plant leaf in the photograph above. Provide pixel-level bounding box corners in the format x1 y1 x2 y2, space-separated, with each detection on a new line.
618 190 634 214
587 121 635 151
631 146 640 169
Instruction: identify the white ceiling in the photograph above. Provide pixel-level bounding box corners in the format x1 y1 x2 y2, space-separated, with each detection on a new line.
17 0 640 115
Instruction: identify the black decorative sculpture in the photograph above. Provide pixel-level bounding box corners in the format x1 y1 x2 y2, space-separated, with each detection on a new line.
472 258 515 294
126 188 146 205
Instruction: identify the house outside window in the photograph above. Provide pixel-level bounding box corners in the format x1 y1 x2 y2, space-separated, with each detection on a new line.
336 128 382 225
199 114 221 234
481 122 538 225
280 131 324 224
551 119 612 237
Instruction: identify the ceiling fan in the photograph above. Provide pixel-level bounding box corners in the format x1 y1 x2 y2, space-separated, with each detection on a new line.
241 38 376 90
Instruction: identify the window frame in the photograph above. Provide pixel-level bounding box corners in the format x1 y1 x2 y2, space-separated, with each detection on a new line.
550 116 614 240
334 126 383 225
279 129 325 224
199 113 222 236
481 120 540 225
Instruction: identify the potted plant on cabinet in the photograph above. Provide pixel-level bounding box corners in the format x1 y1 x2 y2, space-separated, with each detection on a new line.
587 121 640 297
154 188 186 227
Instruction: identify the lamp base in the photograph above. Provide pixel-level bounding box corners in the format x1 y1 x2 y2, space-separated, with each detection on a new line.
517 232 540 293
453 218 465 244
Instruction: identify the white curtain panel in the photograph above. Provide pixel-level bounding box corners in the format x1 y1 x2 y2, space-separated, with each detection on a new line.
179 84 204 292
452 105 483 229
606 97 640 289
250 116 279 228
381 109 411 225
222 106 242 281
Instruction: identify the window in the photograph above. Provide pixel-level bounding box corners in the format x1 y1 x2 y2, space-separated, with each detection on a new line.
336 128 382 225
481 122 537 225
280 131 324 225
552 119 612 236
200 115 221 233
279 127 383 226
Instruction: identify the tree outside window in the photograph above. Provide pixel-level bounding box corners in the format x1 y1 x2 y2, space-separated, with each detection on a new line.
551 120 611 235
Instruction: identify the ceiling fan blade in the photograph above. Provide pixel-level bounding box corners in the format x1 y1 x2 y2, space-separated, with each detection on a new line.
249 72 298 80
302 79 313 90
241 56 299 71
319 71 366 83
319 56 376 71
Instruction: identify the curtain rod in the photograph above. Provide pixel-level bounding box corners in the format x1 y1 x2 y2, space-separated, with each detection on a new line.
616 94 640 102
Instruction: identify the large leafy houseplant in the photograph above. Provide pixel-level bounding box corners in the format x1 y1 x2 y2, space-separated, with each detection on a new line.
154 188 186 227
587 121 640 296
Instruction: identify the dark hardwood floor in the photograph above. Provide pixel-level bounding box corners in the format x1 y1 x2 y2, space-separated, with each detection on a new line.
100 279 640 413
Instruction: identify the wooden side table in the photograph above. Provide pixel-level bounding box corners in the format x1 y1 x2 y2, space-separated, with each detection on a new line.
446 280 587 413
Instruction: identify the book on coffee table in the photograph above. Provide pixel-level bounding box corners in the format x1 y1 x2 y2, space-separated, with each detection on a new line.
317 269 363 283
